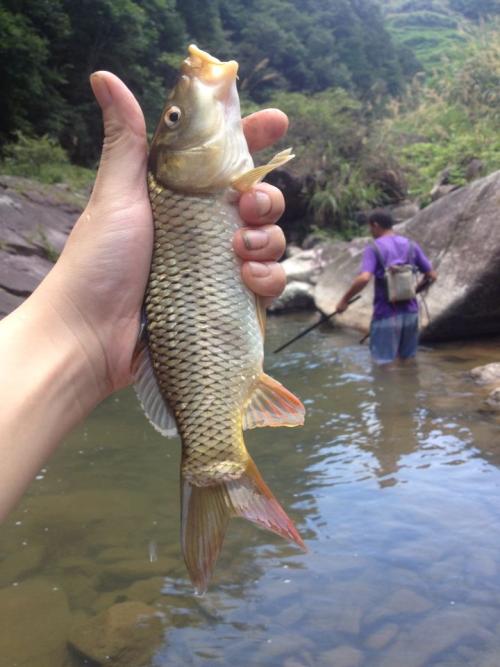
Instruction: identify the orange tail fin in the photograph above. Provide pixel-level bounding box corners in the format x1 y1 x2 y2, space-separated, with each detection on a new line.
181 457 306 594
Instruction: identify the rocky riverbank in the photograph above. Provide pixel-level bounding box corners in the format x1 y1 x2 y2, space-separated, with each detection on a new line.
273 169 500 344
2 169 499 340
0 175 86 317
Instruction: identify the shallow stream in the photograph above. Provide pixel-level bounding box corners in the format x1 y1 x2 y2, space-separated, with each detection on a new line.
1 315 500 667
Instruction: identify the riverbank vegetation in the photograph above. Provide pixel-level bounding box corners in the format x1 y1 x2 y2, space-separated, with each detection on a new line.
0 0 499 238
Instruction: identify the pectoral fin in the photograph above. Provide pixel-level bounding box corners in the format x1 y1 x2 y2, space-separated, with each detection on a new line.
256 296 267 338
243 373 305 430
132 344 178 438
231 148 295 192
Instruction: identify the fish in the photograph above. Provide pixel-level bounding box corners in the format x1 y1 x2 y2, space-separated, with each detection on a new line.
133 44 306 593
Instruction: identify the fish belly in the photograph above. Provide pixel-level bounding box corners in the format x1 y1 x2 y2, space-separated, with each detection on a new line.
145 175 262 485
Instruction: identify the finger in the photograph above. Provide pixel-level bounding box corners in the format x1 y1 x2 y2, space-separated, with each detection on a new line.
233 224 285 263
238 182 285 226
242 109 288 153
241 261 286 299
90 71 148 204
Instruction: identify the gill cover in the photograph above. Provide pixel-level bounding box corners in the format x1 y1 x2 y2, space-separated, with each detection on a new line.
149 45 253 193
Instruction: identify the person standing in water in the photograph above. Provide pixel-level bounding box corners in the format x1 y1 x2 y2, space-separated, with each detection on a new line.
336 209 437 364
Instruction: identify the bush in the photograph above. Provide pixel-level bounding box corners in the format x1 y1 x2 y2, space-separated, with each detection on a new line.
372 23 500 198
0 132 94 189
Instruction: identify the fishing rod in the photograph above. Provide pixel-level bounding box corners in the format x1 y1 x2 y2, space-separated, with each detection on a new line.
273 295 361 354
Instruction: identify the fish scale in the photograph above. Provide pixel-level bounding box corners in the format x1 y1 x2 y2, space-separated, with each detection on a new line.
136 44 305 591
146 175 260 485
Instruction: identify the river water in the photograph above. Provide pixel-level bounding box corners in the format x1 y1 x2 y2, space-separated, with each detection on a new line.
1 315 500 667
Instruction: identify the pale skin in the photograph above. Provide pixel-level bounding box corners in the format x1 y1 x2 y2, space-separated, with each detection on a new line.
0 72 289 522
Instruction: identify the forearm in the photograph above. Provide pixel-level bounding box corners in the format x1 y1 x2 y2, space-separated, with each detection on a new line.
0 279 108 521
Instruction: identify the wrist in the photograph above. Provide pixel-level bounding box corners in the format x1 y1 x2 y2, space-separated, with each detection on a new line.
3 279 111 421
0 286 110 520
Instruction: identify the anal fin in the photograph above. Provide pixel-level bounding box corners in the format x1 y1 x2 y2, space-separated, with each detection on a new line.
243 373 305 430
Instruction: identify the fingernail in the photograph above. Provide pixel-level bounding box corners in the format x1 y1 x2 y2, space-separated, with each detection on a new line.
242 230 269 250
90 72 113 108
254 191 272 217
248 261 271 277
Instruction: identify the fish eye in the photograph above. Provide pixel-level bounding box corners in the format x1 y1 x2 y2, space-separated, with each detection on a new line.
164 106 182 128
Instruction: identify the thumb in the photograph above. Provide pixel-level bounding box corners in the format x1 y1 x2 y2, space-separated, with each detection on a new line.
89 71 148 203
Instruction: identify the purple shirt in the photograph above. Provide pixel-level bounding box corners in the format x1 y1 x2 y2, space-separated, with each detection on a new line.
361 234 432 320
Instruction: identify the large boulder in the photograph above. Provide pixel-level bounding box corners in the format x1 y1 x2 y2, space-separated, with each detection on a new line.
314 170 500 340
0 175 83 317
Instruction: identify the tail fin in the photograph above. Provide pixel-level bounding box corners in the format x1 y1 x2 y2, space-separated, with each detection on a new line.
181 457 306 594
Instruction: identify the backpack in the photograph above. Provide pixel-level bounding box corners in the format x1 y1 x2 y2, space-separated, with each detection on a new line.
371 238 417 303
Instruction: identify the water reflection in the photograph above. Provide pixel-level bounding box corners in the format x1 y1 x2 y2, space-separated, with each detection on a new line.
1 316 500 667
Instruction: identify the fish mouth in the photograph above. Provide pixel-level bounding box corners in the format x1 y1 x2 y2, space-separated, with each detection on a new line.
182 44 238 88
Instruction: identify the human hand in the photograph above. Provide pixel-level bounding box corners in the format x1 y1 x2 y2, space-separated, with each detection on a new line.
38 72 288 398
336 298 350 314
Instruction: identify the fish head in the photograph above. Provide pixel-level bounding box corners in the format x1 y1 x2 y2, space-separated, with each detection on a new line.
149 45 253 193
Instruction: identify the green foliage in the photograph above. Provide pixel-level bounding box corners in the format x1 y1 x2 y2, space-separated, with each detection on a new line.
262 89 386 237
308 167 382 239
0 0 413 167
0 0 187 164
373 23 500 197
0 132 94 188
1 0 499 241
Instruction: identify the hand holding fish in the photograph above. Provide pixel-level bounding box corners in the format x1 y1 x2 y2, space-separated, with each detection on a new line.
0 66 291 523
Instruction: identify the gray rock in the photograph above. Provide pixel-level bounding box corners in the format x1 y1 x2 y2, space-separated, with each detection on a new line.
389 200 420 223
470 363 500 385
0 175 82 318
0 578 71 667
430 183 460 201
285 243 303 258
465 158 484 182
69 601 165 667
268 280 316 313
485 387 500 411
281 246 332 284
315 170 500 340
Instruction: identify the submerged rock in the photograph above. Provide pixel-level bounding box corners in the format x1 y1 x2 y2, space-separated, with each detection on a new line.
318 645 364 667
268 280 316 313
69 601 165 667
470 363 500 386
485 388 500 412
0 578 71 667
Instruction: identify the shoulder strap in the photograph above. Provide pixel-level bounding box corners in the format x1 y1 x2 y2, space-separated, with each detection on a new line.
371 241 385 270
406 239 416 269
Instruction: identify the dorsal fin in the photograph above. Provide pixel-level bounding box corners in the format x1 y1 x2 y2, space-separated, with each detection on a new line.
243 373 305 430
